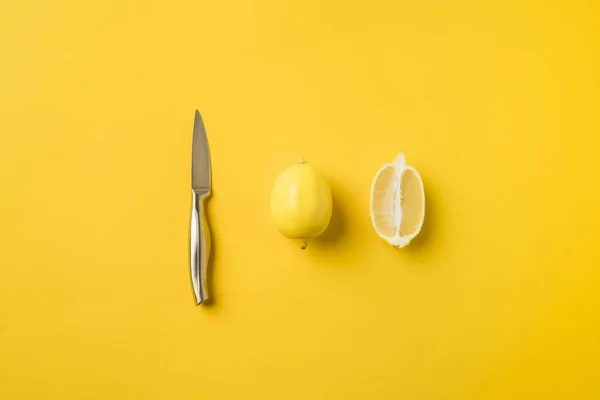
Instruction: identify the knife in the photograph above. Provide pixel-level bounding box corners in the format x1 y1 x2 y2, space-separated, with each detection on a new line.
190 110 212 305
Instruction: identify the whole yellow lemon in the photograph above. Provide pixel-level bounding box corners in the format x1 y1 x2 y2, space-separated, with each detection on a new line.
270 159 332 249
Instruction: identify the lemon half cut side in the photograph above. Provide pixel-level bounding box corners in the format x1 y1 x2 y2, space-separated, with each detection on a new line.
370 153 425 248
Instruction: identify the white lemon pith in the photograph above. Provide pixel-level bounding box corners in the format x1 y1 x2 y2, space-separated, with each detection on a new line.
271 159 332 249
370 153 425 248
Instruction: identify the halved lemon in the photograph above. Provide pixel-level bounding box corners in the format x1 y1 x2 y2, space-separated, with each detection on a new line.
370 153 425 248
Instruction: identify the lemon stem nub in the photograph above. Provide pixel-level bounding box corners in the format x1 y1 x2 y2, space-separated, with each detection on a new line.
298 158 305 164
294 238 308 249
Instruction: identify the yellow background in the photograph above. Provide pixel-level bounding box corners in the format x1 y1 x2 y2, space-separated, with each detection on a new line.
1 0 599 398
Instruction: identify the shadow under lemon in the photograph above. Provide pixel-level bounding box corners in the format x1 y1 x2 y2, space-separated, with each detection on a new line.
401 178 446 262
310 179 356 253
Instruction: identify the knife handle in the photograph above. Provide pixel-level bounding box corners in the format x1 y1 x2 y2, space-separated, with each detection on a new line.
190 190 211 304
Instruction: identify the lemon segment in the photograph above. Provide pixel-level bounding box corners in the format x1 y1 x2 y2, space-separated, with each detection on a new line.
371 166 399 238
370 153 425 248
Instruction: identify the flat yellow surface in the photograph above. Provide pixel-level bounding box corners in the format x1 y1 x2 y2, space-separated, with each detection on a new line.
1 1 600 399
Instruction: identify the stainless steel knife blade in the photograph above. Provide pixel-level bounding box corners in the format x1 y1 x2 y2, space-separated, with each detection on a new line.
192 110 211 190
